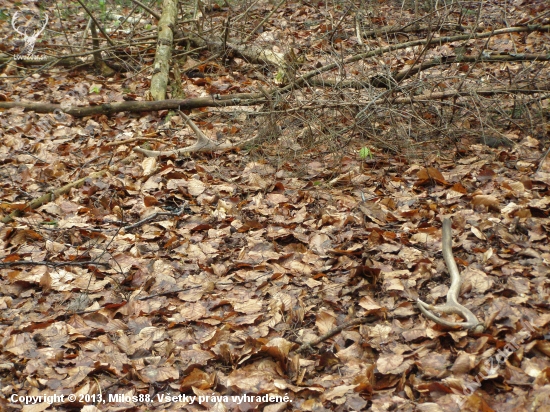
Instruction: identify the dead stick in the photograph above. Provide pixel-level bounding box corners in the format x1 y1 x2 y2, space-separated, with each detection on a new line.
0 260 109 268
296 315 378 354
1 171 106 224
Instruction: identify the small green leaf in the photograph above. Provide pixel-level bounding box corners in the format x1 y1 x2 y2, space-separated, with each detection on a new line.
359 146 373 159
89 85 102 94
274 69 285 83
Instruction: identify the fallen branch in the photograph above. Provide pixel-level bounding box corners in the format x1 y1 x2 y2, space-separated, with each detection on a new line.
417 218 485 332
0 260 109 268
0 93 265 116
390 53 550 87
278 24 550 94
1 82 547 118
1 170 106 224
361 23 478 39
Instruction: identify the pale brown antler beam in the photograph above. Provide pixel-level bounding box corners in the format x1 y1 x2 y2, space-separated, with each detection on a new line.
417 218 485 333
134 110 264 156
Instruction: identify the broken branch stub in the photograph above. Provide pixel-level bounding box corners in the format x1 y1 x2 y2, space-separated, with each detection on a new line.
417 218 485 333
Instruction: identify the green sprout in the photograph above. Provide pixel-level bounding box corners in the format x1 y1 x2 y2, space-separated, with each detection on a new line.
89 85 102 94
274 69 286 83
359 146 373 160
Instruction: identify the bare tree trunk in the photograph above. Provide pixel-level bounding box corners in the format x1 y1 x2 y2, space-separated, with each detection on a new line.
150 0 178 100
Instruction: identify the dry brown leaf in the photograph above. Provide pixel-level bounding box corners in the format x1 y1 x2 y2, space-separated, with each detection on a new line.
416 167 448 186
376 353 404 374
472 195 500 211
315 311 337 335
188 178 207 196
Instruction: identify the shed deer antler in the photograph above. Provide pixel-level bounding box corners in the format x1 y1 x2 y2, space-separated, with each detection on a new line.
417 218 485 333
134 110 266 157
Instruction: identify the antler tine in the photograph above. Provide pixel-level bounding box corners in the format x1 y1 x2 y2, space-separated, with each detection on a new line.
179 111 211 145
417 218 485 333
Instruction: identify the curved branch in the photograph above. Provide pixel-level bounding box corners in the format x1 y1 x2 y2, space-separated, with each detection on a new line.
417 218 485 332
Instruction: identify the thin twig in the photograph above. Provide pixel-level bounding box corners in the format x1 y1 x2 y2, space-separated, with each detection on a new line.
243 0 286 44
536 145 550 173
107 208 187 231
0 260 109 268
296 315 378 354
129 0 161 20
74 0 115 46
